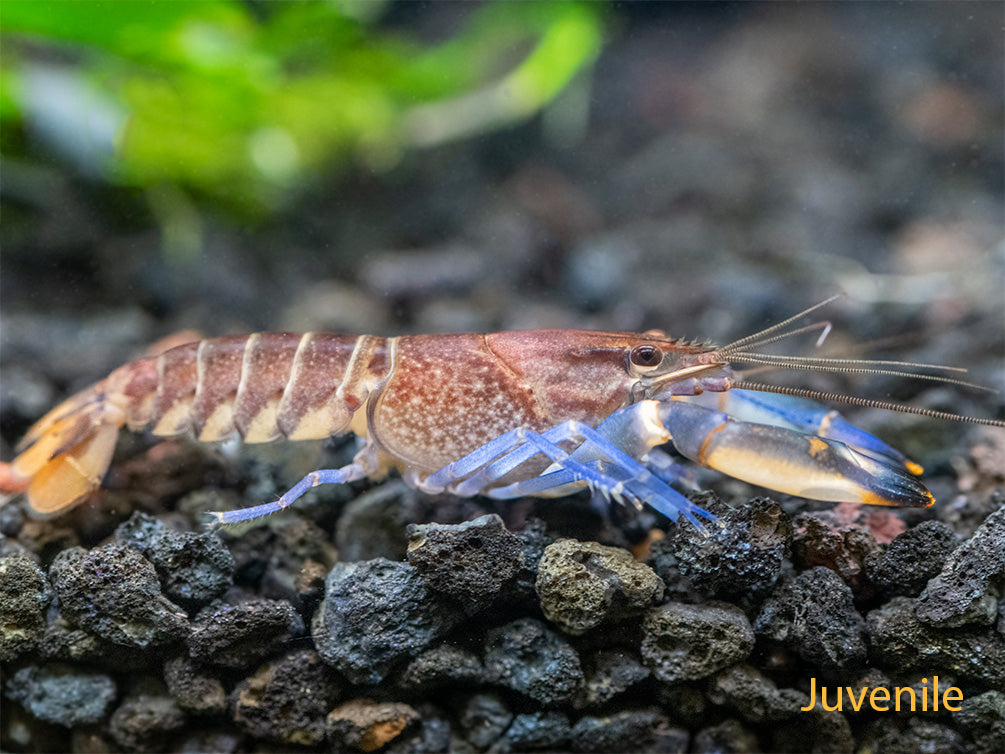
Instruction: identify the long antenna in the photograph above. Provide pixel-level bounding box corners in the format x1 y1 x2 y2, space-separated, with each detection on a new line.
731 380 1005 428
723 353 991 391
708 293 992 393
715 293 845 354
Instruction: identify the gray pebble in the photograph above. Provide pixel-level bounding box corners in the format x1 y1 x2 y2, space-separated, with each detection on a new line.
916 505 1004 627
115 512 234 607
49 542 189 648
867 596 1005 686
755 566 867 671
108 685 186 752
313 558 463 684
641 602 754 682
5 664 116 727
484 617 583 706
187 599 304 669
0 555 50 661
865 520 961 597
458 693 512 749
407 513 524 613
536 538 664 635
232 649 341 746
327 698 420 752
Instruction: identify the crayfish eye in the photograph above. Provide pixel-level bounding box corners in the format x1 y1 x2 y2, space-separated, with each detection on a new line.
629 344 663 369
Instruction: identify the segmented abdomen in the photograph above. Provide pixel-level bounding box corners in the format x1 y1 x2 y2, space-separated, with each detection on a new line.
116 333 385 444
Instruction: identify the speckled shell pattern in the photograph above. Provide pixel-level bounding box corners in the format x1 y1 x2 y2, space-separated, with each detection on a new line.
103 330 646 475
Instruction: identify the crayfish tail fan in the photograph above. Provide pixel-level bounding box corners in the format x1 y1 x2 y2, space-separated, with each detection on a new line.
11 383 124 516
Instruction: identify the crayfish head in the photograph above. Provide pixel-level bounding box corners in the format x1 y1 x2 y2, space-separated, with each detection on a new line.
629 343 734 402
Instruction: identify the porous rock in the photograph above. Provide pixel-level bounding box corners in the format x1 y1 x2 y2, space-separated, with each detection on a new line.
177 730 244 754
953 690 1005 754
313 558 463 685
858 717 964 754
484 617 583 706
569 708 681 753
535 538 663 635
641 602 754 682
457 693 512 749
707 664 806 722
659 495 791 600
115 512 234 607
187 598 304 669
38 615 148 669
326 699 420 753
406 513 524 613
336 481 416 562
232 649 341 746
692 719 759 754
384 706 451 754
792 512 879 594
49 542 189 647
659 685 709 730
259 516 338 603
108 685 186 752
755 566 867 671
397 643 485 690
573 649 650 709
510 518 555 606
504 711 572 751
769 707 854 753
5 663 116 727
865 520 960 597
867 596 1005 686
916 505 1004 627
0 554 50 661
163 656 226 715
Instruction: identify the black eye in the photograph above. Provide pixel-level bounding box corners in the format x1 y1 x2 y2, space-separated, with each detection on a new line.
630 345 662 368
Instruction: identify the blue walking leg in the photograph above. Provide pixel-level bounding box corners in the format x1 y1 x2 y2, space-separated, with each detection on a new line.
448 421 645 498
421 426 543 491
485 459 713 532
421 413 716 530
207 462 367 525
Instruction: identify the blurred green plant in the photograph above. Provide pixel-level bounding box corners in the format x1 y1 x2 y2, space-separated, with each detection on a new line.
1 0 604 216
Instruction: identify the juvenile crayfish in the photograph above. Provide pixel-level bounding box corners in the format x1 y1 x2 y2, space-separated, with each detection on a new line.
9 298 1004 531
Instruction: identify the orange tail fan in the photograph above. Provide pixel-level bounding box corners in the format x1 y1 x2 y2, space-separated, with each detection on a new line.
9 381 125 517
